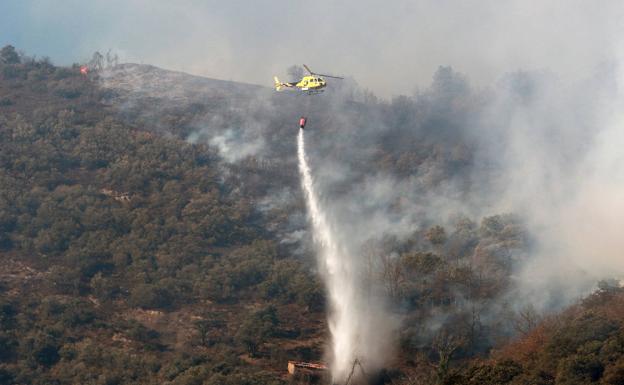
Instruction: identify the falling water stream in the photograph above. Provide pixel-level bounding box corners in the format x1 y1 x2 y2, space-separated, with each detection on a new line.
297 128 359 383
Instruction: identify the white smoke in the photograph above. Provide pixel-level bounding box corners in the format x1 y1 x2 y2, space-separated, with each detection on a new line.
188 127 265 163
501 66 624 310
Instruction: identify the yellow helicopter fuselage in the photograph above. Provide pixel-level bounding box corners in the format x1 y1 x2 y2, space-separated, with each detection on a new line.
296 75 326 90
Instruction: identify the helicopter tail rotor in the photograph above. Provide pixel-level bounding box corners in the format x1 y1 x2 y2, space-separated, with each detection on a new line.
274 76 281 91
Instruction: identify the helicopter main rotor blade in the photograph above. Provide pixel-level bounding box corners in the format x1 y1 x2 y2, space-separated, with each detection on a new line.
317 74 344 79
303 64 344 79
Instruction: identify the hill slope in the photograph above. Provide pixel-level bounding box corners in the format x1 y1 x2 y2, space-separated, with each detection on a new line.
1 47 619 385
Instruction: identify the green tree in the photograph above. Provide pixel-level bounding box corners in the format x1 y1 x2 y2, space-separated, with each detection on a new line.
0 45 20 64
426 225 447 246
236 306 279 357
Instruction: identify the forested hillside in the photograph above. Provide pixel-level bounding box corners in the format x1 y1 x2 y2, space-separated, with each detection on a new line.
0 45 621 385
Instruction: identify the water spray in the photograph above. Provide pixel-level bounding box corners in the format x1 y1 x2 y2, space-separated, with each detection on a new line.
297 128 361 383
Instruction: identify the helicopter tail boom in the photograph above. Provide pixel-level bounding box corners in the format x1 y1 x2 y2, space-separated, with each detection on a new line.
274 76 296 91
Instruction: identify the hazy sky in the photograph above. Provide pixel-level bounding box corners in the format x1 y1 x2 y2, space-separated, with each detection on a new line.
1 0 623 96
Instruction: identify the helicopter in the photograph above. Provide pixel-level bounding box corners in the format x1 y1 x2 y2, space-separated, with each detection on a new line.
274 64 343 94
